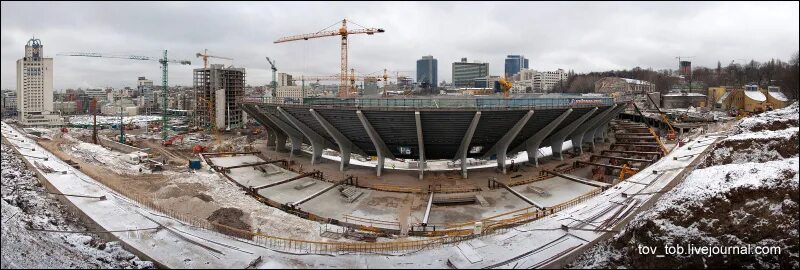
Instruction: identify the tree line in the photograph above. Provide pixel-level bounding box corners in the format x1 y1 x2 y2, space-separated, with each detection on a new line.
552 52 799 100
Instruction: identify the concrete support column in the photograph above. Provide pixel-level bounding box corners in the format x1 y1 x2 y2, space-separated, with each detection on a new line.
481 110 534 174
310 109 360 171
264 113 304 157
275 132 288 152
289 135 303 160
596 123 609 141
497 110 533 174
585 106 624 149
357 110 395 177
570 105 617 154
454 111 481 179
414 111 425 180
525 109 572 167
548 107 598 160
278 107 330 165
266 131 277 150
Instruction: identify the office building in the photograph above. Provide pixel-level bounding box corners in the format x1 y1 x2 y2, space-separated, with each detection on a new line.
452 58 489 88
515 69 568 92
416 55 437 88
504 55 529 78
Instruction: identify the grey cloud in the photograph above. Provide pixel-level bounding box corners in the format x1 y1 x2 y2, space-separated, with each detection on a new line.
2 1 798 90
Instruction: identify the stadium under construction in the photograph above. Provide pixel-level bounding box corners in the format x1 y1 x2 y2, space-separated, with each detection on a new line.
242 95 626 178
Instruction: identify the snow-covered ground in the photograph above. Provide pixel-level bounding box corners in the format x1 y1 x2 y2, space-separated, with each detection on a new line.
1 142 153 269
68 115 163 126
571 102 800 269
2 116 724 268
60 133 147 175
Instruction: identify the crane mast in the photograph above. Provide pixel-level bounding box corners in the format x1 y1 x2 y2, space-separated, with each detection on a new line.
266 57 277 100
274 19 384 98
58 50 191 141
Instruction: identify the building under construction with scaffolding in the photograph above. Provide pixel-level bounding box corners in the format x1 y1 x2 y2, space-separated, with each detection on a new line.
193 64 246 130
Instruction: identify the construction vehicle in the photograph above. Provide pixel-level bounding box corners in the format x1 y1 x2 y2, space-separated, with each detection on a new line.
192 144 207 154
498 77 513 98
618 164 637 180
163 135 183 146
60 127 69 133
58 51 192 141
275 19 385 97
196 49 232 68
646 94 678 140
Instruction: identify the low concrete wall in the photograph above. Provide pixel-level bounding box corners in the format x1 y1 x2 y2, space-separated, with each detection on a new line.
98 136 144 154
1 134 163 268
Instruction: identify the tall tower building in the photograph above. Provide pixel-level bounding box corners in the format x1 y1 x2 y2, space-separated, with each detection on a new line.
504 55 529 78
16 38 62 126
416 55 438 88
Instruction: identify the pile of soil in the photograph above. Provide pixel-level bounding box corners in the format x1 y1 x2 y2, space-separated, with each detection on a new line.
206 208 252 240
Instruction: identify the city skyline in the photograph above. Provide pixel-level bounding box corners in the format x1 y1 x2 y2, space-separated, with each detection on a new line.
1 1 798 90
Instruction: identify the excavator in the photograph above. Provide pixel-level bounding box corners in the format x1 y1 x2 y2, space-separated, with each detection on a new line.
163 135 183 146
618 164 637 180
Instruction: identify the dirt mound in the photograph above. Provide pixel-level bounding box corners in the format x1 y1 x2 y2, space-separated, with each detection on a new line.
703 131 799 167
206 208 252 239
740 118 799 133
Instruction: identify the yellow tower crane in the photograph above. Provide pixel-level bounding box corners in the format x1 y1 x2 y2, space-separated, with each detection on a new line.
196 49 233 68
274 19 385 97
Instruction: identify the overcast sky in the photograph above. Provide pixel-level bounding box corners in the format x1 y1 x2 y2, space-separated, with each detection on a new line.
2 1 798 90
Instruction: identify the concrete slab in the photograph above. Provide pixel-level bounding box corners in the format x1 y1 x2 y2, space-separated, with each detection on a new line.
259 179 334 205
514 176 598 207
425 188 529 225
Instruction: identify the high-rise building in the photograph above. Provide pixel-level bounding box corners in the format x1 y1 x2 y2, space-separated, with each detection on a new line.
278 73 294 87
504 55 529 78
193 64 246 130
16 38 62 126
416 55 438 88
679 61 692 77
137 76 153 102
452 58 489 88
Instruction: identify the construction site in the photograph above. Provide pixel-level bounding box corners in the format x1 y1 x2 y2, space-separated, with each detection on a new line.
2 5 798 269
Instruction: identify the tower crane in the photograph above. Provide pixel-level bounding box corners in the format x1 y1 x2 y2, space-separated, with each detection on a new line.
266 57 277 99
196 49 232 68
58 50 191 141
274 19 385 97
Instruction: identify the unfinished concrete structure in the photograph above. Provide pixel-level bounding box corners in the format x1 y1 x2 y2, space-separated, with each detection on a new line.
243 95 625 178
194 64 246 130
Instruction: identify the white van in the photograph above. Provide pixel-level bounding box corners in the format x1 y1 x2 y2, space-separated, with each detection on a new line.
125 151 149 165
